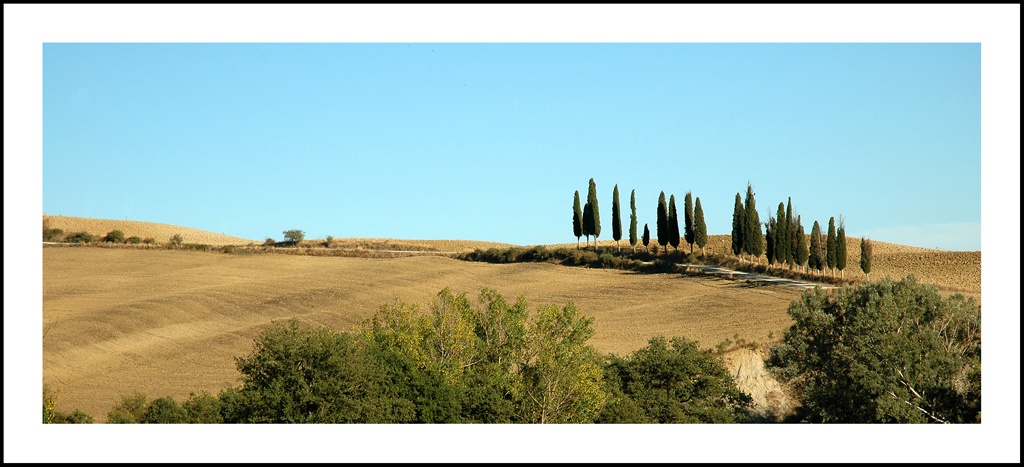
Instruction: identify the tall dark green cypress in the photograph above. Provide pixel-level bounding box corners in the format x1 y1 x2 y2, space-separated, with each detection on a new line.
785 198 796 268
810 220 823 275
612 184 622 251
642 223 650 253
573 190 583 250
776 202 788 266
731 193 744 257
582 202 593 248
826 216 837 278
795 216 809 273
694 197 708 257
836 219 847 279
587 178 601 249
860 237 873 281
744 183 763 263
669 194 680 253
765 216 776 266
657 192 668 254
629 190 638 254
684 191 695 254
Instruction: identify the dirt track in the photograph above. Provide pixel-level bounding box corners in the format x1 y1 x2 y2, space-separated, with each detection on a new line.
43 247 803 419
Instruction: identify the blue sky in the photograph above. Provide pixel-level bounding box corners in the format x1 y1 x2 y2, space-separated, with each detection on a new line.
42 42 982 250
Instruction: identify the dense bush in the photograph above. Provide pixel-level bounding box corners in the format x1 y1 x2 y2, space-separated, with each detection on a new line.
141 396 189 424
169 234 183 246
107 392 148 423
142 237 156 245
43 228 65 242
126 236 142 244
767 276 981 423
102 230 126 243
65 231 94 244
283 230 305 243
599 336 751 423
53 409 95 424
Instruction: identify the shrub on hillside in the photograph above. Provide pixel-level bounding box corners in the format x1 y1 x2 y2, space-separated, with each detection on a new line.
264 238 276 247
767 276 981 423
141 396 189 424
53 409 95 424
324 235 334 248
142 237 156 245
43 228 65 242
283 230 305 243
65 231 94 244
103 230 126 243
126 236 142 244
599 336 751 423
107 392 148 423
169 233 183 246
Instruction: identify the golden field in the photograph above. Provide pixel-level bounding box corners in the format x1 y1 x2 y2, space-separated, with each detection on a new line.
41 216 981 420
44 215 257 246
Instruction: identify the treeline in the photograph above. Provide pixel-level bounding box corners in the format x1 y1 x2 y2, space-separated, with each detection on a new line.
46 288 751 424
574 179 874 281
573 178 708 255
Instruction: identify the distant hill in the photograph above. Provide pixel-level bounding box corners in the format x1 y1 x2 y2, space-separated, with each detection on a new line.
43 215 258 246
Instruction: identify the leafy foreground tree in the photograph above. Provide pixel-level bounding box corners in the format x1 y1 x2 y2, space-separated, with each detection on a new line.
599 336 751 423
767 277 981 423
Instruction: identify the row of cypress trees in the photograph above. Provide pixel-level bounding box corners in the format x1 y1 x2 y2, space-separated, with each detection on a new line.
572 179 708 255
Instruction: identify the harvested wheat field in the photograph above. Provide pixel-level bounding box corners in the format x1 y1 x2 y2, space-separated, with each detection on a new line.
43 246 803 419
44 215 257 246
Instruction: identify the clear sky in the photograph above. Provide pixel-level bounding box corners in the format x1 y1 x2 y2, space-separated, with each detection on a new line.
42 42 982 250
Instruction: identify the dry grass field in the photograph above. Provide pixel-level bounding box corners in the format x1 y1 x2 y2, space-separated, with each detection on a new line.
41 216 981 421
43 247 803 419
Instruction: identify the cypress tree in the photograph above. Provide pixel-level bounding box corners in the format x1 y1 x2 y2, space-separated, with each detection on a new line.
612 184 622 252
765 216 776 266
744 183 762 263
795 215 809 273
669 194 680 253
573 190 583 250
826 216 837 278
809 220 823 275
836 219 847 279
776 202 788 267
786 198 796 269
731 193 744 257
582 202 593 248
642 224 650 253
587 178 601 249
684 191 695 254
694 197 708 257
629 190 638 254
860 237 873 281
657 192 668 254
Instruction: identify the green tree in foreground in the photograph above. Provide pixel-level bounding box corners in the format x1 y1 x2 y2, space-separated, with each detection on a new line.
860 237 873 281
668 194 680 253
767 277 980 423
612 184 622 251
694 197 708 257
684 191 695 254
657 192 668 255
642 223 650 253
573 190 583 250
731 193 744 257
629 190 638 254
587 178 601 249
599 336 751 423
